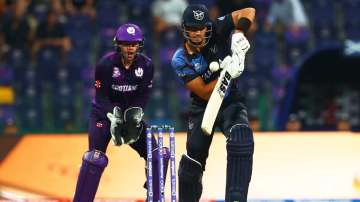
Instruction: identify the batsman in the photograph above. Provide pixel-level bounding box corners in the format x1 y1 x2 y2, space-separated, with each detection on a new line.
73 23 169 202
171 4 256 202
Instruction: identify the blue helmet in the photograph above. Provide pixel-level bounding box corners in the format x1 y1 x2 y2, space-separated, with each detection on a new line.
181 4 212 47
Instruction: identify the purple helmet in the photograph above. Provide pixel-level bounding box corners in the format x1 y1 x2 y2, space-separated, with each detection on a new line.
114 23 144 46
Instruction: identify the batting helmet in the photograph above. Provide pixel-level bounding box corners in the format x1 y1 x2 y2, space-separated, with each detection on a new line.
181 4 213 47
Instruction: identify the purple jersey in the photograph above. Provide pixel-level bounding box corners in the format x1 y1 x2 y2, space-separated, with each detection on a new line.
92 51 154 117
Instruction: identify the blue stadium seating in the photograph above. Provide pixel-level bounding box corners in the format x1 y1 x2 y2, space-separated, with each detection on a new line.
96 0 122 29
253 30 277 75
0 64 13 85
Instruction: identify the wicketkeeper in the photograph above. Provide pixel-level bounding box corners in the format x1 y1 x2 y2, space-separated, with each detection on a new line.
73 23 169 202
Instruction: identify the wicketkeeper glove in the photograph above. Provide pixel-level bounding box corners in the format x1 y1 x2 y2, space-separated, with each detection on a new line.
107 106 124 146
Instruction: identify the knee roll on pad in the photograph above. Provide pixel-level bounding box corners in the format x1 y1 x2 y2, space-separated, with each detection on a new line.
178 154 203 202
227 124 254 156
225 124 254 202
83 149 109 167
73 150 108 202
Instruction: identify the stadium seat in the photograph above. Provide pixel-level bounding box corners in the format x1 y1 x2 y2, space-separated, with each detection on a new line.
0 64 13 85
96 1 122 29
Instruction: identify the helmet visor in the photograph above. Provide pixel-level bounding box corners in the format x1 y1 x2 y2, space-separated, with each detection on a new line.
183 24 212 48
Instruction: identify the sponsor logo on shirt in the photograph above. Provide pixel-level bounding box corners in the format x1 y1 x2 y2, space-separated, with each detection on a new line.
112 67 121 78
112 84 138 92
96 122 103 128
135 67 143 78
95 80 101 88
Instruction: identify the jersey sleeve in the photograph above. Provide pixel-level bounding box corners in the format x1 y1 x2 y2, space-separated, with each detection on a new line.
214 14 235 41
171 49 198 84
94 56 115 114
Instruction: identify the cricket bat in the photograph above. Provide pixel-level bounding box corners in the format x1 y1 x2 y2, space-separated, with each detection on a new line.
201 69 232 135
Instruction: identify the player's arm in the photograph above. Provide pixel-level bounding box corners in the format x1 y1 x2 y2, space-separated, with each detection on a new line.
228 7 256 69
185 53 242 100
95 61 126 146
172 51 218 101
231 7 256 33
94 59 116 113
185 77 218 101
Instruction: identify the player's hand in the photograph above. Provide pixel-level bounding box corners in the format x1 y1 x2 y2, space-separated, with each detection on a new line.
209 55 233 72
107 106 124 146
231 32 250 55
224 53 245 79
220 55 232 70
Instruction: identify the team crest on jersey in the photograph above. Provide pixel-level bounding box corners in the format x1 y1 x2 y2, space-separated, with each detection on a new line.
127 26 135 35
112 67 121 78
193 10 204 21
135 67 143 77
210 45 217 54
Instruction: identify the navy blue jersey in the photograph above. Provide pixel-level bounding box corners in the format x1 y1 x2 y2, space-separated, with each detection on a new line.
171 14 238 104
92 51 154 117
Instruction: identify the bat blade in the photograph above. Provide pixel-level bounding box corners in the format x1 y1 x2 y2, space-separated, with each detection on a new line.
201 70 232 135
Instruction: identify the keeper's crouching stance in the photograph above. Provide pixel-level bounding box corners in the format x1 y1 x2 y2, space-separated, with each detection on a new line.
73 23 169 202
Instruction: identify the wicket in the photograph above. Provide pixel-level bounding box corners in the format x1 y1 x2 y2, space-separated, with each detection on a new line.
146 125 176 202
